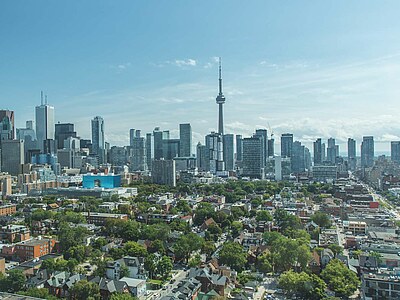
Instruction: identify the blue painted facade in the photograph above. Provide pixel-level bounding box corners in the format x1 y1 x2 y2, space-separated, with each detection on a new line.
82 174 121 189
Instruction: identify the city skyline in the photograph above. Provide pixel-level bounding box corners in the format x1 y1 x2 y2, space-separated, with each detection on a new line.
3 1 400 152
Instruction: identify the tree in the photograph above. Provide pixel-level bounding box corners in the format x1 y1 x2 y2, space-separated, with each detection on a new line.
157 256 173 279
0 269 26 293
274 209 302 234
202 241 216 259
256 210 273 222
120 265 130 279
110 294 138 300
278 270 326 300
268 234 311 272
65 245 91 262
148 239 166 255
123 241 148 257
144 254 158 279
218 242 247 271
321 259 360 298
174 233 204 262
58 222 89 252
18 288 58 300
92 237 107 250
327 244 343 257
69 280 101 300
351 249 363 259
311 212 331 228
257 252 273 274
188 254 202 268
231 221 243 238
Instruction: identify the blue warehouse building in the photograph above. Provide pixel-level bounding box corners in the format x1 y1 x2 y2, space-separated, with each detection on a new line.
82 173 121 189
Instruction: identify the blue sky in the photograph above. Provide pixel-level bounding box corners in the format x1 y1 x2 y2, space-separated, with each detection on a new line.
2 1 400 153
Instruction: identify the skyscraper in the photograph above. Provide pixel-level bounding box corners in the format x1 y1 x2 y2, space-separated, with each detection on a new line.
361 136 374 168
255 129 268 167
0 110 15 141
268 137 275 157
129 129 146 171
281 133 293 158
223 134 234 171
391 141 400 164
327 138 337 164
242 136 263 179
163 139 180 160
348 138 356 170
35 96 55 152
216 58 226 135
313 138 323 165
291 141 305 173
153 127 164 160
196 142 207 171
179 123 192 157
236 135 243 162
91 116 105 163
1 140 24 176
146 132 153 170
152 159 176 187
55 123 77 149
205 132 225 174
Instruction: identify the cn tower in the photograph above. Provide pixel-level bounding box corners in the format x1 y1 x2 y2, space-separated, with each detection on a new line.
216 57 226 135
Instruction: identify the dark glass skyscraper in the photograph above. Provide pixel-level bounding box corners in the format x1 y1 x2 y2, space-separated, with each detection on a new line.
281 133 293 158
129 129 146 171
361 136 374 168
291 141 305 173
223 134 234 171
313 138 323 165
55 123 76 149
179 123 192 157
91 116 105 163
236 135 243 161
391 141 400 164
242 136 263 179
255 129 268 167
348 138 356 170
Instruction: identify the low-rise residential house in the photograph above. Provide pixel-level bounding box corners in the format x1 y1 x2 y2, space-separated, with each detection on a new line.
188 267 230 297
106 256 147 280
309 250 321 274
320 248 334 267
119 277 147 299
163 277 201 300
90 277 130 300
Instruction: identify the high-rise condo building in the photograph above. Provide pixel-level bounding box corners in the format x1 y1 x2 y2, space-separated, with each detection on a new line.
179 123 192 157
223 134 234 171
236 135 243 162
281 133 293 158
391 141 400 164
255 129 268 167
242 136 263 179
313 138 323 165
361 136 374 168
91 116 105 164
348 138 356 170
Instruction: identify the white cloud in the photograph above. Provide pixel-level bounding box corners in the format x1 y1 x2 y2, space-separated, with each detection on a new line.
173 59 197 67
